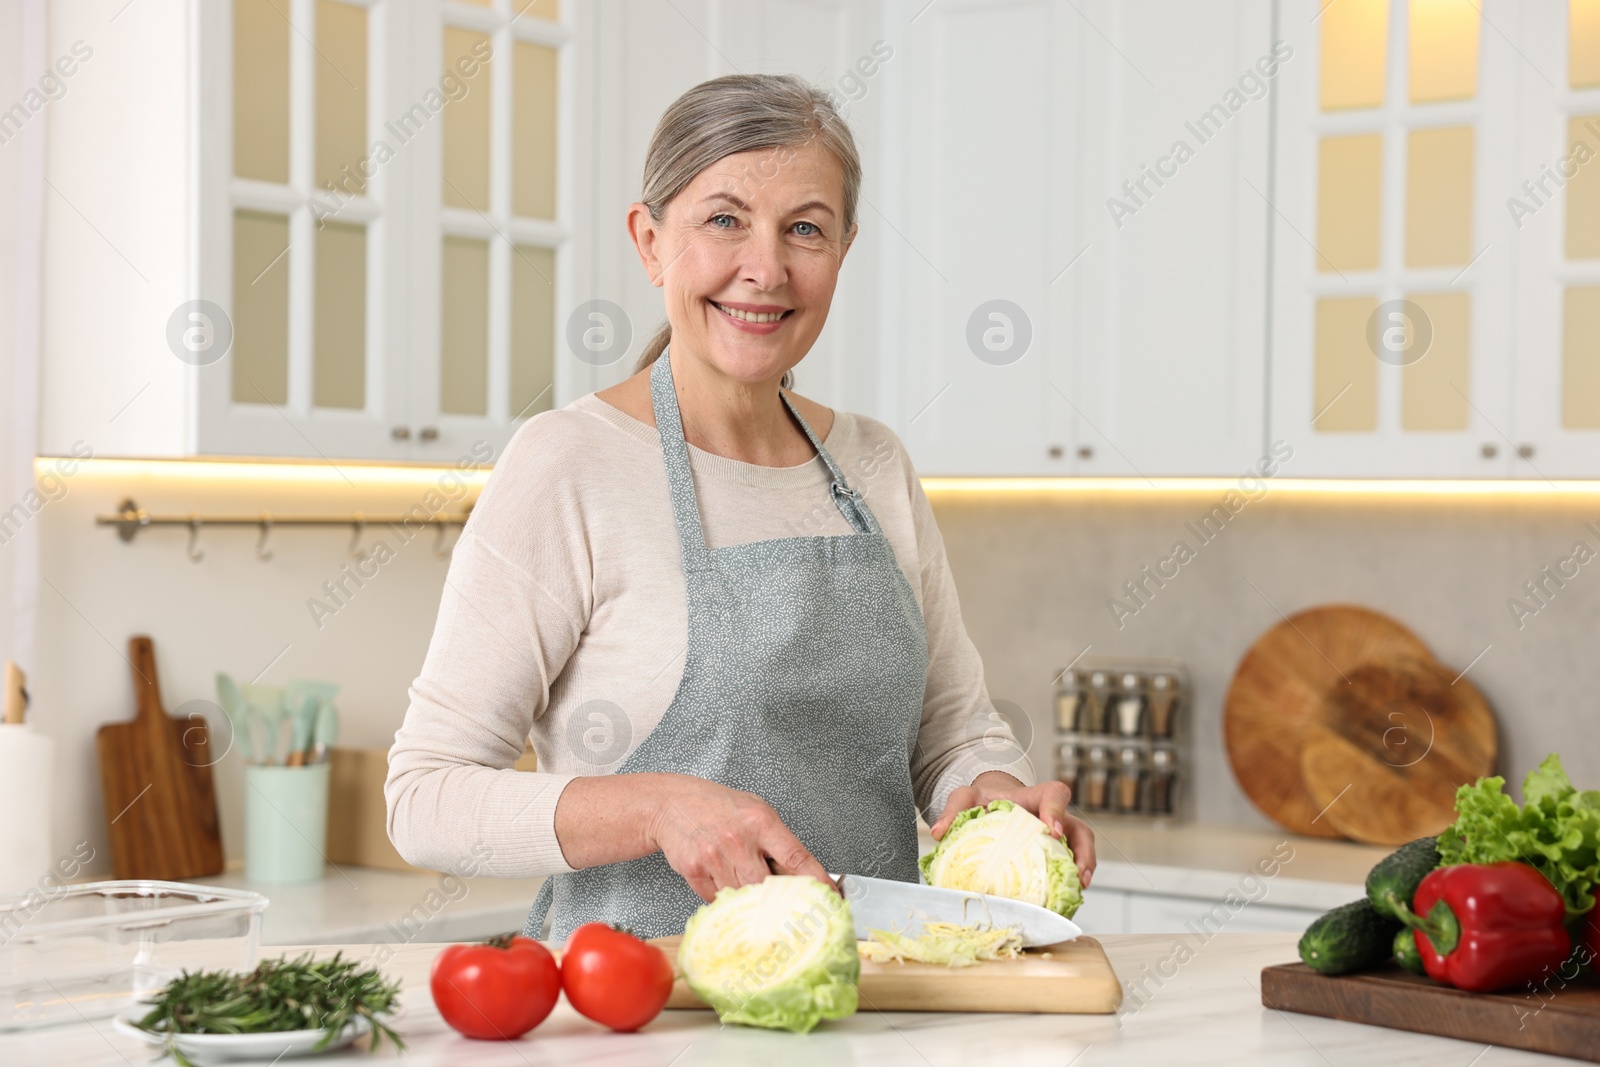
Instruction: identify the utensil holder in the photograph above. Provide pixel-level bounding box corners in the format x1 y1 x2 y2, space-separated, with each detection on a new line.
244 763 329 883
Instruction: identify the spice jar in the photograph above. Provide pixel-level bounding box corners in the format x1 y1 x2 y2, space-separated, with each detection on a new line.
1148 745 1177 815
1055 741 1080 803
1055 670 1084 732
1083 744 1111 810
1084 671 1112 734
1148 673 1179 739
1115 745 1144 812
1114 672 1144 737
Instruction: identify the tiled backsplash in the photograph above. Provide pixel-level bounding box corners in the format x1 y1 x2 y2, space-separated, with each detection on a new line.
929 487 1600 828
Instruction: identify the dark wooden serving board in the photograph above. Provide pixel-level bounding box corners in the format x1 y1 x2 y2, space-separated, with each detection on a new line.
1261 961 1600 1063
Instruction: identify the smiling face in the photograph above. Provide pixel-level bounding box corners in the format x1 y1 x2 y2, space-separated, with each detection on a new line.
629 139 856 388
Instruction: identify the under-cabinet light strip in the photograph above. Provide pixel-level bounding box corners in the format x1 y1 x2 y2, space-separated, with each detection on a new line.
37 457 494 489
38 459 1600 498
921 478 1600 497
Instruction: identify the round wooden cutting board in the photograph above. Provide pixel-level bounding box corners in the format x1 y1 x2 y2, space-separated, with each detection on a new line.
1300 656 1497 846
1223 605 1434 838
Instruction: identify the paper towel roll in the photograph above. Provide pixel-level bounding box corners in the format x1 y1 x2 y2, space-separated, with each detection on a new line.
0 723 54 895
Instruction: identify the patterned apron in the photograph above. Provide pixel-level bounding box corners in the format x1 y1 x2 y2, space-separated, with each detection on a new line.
523 349 929 941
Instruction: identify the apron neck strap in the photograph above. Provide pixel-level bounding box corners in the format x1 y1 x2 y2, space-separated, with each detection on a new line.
776 390 878 535
649 350 879 559
650 351 712 566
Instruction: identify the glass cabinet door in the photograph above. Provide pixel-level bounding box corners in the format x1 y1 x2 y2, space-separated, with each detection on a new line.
410 0 565 464
1269 0 1519 477
199 0 407 460
1510 1 1600 476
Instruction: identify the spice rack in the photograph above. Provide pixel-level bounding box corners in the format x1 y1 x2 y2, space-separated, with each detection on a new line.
1053 657 1189 822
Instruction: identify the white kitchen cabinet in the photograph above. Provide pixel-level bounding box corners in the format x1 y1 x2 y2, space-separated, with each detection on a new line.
1267 0 1528 477
878 0 1275 477
1070 0 1274 477
1509 4 1600 477
40 0 569 463
1125 890 1324 935
1077 885 1327 936
1071 887 1133 937
565 0 891 415
882 0 1077 476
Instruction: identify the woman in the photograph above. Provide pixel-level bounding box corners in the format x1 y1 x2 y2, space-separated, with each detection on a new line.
386 73 1095 941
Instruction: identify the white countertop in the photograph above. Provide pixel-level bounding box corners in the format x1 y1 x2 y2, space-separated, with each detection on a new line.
176 819 1388 947
1078 816 1393 910
189 866 546 947
4 933 1585 1066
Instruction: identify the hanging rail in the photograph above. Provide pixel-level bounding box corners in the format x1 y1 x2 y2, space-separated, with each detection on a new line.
96 497 472 561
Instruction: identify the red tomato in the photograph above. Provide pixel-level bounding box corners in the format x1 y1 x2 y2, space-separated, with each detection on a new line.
560 923 674 1032
430 935 560 1040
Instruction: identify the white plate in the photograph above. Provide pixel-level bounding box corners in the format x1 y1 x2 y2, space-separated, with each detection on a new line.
113 1006 394 1064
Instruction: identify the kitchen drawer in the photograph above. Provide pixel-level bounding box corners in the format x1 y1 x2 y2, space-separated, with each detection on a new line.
1072 888 1131 936
1126 892 1324 935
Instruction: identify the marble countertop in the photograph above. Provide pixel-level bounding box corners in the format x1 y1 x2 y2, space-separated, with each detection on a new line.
4 933 1585 1066
189 866 545 947
1076 816 1394 910
178 818 1388 949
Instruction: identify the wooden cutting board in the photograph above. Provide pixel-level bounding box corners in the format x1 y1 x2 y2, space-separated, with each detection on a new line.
1261 961 1600 1063
653 936 1122 1014
96 636 224 880
1224 605 1433 838
1300 656 1497 845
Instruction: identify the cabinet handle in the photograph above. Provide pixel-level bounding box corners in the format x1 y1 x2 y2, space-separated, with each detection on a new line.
391 426 411 440
1480 443 1498 459
419 427 440 442
1517 443 1535 459
1077 445 1094 460
1048 445 1064 460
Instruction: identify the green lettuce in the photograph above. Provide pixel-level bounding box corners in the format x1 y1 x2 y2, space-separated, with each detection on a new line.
677 875 858 1033
918 799 1083 919
1437 753 1600 919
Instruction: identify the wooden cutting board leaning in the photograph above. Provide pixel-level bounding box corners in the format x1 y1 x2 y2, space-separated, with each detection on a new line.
1261 960 1600 1063
1223 604 1497 846
1298 655 1496 846
652 935 1123 1014
96 635 225 880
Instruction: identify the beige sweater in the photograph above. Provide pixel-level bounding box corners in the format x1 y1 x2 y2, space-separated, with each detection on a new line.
385 392 1033 878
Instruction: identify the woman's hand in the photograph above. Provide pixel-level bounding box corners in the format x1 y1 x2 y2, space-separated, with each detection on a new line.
642 775 835 902
929 772 1097 887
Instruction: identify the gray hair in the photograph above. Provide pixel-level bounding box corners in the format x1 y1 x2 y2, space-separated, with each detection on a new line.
632 73 862 389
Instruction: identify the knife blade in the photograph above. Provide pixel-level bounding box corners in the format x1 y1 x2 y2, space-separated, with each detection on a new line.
836 873 1081 948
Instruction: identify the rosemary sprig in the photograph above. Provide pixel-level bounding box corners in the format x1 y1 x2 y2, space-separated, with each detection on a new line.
133 951 404 1067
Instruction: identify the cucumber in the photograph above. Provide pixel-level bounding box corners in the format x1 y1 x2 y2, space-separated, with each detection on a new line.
1393 926 1426 975
1298 898 1403 975
1365 836 1441 923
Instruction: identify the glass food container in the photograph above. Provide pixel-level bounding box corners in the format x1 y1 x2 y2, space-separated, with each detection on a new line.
0 880 267 1030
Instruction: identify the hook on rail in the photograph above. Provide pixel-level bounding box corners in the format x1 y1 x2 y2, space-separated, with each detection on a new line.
186 515 205 563
256 513 274 561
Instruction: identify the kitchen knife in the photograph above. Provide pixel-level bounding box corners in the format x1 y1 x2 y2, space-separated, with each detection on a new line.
836 873 1082 948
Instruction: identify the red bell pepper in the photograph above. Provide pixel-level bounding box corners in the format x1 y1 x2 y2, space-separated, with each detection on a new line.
1406 862 1571 994
1581 908 1600 972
